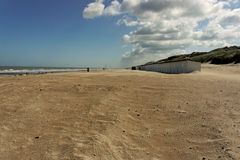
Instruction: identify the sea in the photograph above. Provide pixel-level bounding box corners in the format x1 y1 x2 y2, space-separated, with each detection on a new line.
0 66 86 76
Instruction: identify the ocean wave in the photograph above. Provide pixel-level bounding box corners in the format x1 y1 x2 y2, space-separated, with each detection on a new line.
0 68 85 75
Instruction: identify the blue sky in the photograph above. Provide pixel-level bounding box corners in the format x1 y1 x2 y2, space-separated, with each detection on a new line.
0 0 240 67
0 0 131 67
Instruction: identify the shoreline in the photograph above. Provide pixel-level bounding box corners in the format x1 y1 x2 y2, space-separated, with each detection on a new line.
0 69 86 76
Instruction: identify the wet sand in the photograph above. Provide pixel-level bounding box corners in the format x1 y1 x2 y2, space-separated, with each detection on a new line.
0 64 240 160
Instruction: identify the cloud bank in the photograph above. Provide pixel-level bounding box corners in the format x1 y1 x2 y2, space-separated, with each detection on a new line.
83 0 240 66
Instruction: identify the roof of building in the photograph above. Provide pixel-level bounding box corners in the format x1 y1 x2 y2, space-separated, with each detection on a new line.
136 59 201 67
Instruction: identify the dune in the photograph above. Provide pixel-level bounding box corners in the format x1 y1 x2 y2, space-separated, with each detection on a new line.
0 64 239 160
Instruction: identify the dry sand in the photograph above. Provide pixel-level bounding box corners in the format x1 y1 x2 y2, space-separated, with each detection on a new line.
0 64 240 160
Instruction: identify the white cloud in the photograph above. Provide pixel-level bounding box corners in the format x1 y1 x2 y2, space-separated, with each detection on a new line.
83 0 122 19
83 0 240 66
104 0 121 16
83 0 105 19
117 16 139 27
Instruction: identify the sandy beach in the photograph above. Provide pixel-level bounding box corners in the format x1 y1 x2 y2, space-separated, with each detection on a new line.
0 64 240 160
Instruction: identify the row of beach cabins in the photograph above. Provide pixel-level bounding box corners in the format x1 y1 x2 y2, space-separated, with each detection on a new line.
132 60 201 74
